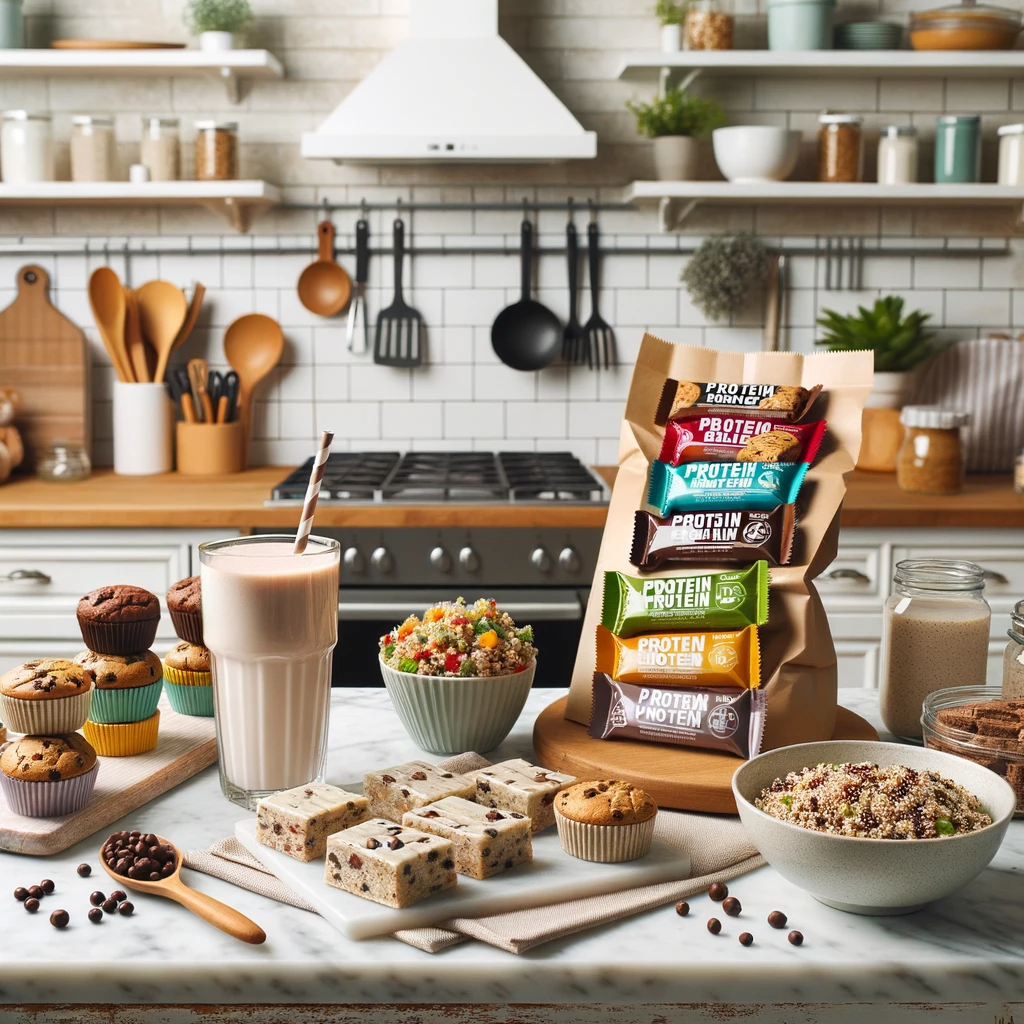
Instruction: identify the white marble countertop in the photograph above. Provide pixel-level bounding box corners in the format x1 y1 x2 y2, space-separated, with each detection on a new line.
2 687 1023 1010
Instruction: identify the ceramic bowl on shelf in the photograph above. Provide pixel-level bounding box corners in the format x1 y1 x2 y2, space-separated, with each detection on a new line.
834 20 903 48
732 739 1015 915
712 126 801 183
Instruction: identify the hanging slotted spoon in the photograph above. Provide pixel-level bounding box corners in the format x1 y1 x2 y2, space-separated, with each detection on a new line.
373 217 423 367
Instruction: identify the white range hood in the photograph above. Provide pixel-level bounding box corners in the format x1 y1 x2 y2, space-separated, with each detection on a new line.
301 0 597 164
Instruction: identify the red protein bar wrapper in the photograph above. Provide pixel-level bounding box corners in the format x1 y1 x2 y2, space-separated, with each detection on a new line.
589 673 767 758
657 380 822 425
658 414 827 467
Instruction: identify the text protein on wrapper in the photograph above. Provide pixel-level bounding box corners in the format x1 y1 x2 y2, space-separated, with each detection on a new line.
657 380 822 424
658 415 827 466
647 460 809 516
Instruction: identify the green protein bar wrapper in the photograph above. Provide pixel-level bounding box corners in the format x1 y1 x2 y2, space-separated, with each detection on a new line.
646 459 809 515
601 563 769 638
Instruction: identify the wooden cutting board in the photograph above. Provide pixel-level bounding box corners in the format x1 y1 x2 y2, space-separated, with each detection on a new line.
0 265 89 471
0 696 217 856
533 696 879 815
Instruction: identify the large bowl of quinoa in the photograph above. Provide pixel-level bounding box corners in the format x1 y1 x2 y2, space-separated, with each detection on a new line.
378 598 537 755
732 740 1015 915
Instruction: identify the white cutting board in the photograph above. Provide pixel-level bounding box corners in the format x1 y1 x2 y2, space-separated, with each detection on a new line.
235 818 690 940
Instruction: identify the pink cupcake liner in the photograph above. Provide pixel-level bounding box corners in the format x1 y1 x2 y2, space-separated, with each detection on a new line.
0 763 98 818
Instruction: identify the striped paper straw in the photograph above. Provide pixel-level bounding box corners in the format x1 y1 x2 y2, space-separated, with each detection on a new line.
292 430 335 555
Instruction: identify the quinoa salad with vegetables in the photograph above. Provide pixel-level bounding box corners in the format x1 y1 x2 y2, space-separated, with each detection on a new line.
379 598 537 678
755 761 993 839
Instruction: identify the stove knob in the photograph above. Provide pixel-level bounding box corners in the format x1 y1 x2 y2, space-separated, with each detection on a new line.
371 546 394 575
459 546 480 573
558 546 582 574
531 546 553 574
343 547 366 575
429 546 452 573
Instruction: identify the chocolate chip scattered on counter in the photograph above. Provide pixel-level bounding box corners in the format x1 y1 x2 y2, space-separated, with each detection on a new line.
118 901 134 917
103 830 176 881
13 886 28 901
39 879 55 894
89 891 105 907
723 896 741 916
707 917 722 935
788 930 803 946
708 882 728 902
24 898 39 913
49 909 69 929
675 900 689 917
77 863 92 877
88 908 103 924
739 932 753 946
27 885 43 900
102 899 118 915
768 910 788 929
109 890 127 903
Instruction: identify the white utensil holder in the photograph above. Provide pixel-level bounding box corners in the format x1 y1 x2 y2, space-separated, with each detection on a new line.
113 381 173 475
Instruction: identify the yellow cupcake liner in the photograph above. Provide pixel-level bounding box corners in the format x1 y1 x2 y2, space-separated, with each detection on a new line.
162 663 212 688
83 710 160 757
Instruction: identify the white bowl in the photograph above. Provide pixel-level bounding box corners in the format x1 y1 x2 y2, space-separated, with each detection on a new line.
732 740 1015 915
712 126 801 183
379 658 535 756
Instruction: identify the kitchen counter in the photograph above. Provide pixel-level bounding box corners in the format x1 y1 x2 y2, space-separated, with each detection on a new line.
0 467 1023 530
2 688 1022 1024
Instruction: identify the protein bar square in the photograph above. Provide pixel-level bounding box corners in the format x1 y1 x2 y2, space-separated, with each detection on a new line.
256 783 370 862
363 760 475 822
466 758 576 832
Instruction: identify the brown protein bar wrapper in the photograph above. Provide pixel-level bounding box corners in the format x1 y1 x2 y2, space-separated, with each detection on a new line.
595 624 760 689
657 380 822 425
631 506 796 570
589 673 767 758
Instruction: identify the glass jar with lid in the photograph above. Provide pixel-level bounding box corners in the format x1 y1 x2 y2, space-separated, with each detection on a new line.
36 442 91 483
935 114 981 183
909 0 1021 50
896 405 970 494
685 0 734 50
818 113 864 183
0 110 53 183
70 115 115 183
140 116 180 182
877 124 919 184
195 120 238 181
1003 599 1024 699
997 123 1024 184
879 559 991 740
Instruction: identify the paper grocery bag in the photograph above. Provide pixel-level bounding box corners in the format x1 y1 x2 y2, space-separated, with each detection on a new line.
565 335 874 750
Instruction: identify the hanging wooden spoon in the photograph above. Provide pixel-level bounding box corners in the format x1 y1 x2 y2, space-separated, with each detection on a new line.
223 313 284 466
297 221 351 317
124 289 150 383
135 280 188 383
88 267 132 382
100 835 265 945
173 282 206 354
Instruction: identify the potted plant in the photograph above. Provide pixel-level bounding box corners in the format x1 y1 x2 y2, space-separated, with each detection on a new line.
627 87 727 181
815 295 935 471
185 0 253 51
681 234 769 321
656 0 685 52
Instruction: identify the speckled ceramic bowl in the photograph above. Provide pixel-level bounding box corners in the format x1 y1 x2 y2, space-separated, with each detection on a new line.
732 740 1015 915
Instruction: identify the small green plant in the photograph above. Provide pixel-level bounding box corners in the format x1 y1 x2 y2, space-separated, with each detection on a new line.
655 0 685 26
815 295 934 372
681 235 768 321
627 88 727 139
185 0 253 35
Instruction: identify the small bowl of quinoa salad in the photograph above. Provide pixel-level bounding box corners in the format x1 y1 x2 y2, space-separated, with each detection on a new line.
732 740 1015 915
378 598 537 756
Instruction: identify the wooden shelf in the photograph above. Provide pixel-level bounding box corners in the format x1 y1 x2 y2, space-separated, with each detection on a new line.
0 181 282 232
626 180 1024 229
0 49 283 103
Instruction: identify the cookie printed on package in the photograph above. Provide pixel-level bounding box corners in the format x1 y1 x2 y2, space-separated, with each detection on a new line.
658 415 827 466
657 380 822 425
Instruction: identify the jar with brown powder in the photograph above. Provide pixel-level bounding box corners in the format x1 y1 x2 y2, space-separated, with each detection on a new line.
195 120 238 181
685 0 734 49
818 113 864 183
896 405 970 495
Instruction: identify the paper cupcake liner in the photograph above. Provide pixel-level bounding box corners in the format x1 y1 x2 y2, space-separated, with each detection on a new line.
78 618 159 656
164 680 214 717
162 663 212 688
169 608 204 647
0 688 93 734
83 710 160 757
0 763 98 817
89 679 163 725
554 804 656 863
379 658 535 756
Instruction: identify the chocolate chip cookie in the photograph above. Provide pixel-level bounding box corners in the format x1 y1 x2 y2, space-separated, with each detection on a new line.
736 429 800 463
668 380 702 419
758 385 807 413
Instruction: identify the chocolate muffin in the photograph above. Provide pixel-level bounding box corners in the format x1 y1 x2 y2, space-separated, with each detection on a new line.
166 576 203 646
77 585 161 655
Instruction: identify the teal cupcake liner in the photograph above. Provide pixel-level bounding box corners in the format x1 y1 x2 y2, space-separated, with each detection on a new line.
89 678 163 724
164 680 214 717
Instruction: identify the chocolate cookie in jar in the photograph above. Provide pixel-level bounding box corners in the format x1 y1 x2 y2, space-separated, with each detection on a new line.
896 406 969 494
1003 599 1024 699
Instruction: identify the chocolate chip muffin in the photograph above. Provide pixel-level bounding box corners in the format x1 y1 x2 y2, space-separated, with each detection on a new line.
162 641 213 717
163 641 210 675
0 733 100 817
74 650 163 726
0 659 94 734
166 576 203 646
554 779 657 863
77 585 161 656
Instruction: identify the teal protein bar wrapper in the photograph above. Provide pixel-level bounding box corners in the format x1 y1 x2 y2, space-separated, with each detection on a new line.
646 459 809 516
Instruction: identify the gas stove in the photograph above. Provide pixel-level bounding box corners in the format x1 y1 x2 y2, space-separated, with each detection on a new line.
267 451 608 505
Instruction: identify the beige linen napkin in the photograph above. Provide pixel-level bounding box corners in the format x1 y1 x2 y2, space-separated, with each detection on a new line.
184 752 763 955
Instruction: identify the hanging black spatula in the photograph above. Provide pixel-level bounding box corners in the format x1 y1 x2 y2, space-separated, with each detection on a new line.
374 216 423 367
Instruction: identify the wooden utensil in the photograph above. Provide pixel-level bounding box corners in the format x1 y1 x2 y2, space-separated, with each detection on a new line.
223 314 284 465
136 280 188 383
99 835 265 944
88 267 132 383
373 218 423 367
0 266 90 470
124 289 149 383
297 221 351 317
188 358 214 423
173 282 206 354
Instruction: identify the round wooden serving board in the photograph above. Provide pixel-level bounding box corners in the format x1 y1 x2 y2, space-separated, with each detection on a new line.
533 696 878 815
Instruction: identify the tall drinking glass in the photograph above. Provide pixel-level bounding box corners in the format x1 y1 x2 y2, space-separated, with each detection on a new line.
199 535 340 809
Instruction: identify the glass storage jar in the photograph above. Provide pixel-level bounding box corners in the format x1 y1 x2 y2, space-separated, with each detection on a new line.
140 116 180 182
877 124 919 183
0 110 53 183
195 120 238 181
70 115 115 183
36 442 91 482
998 122 1024 184
935 114 981 183
1003 600 1024 699
818 113 863 182
879 559 991 740
685 0 735 49
896 405 970 494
